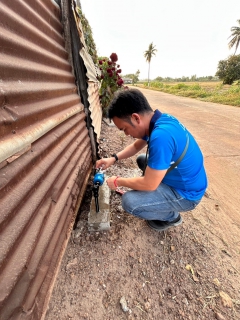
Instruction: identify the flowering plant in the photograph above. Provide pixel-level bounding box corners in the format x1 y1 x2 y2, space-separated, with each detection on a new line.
97 53 127 116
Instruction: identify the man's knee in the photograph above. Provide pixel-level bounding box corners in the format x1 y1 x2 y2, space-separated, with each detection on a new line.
136 153 147 171
122 191 134 213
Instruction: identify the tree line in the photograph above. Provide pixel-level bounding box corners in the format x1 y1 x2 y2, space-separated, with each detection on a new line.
153 76 218 82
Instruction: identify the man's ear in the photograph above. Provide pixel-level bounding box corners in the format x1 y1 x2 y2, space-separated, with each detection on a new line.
131 113 140 124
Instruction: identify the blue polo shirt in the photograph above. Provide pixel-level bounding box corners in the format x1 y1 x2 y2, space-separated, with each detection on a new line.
145 113 207 200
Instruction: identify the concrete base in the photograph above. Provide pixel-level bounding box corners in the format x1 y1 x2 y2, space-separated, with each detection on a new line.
88 177 111 231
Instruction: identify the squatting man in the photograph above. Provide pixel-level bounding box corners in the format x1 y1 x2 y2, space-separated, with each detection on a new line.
96 89 208 231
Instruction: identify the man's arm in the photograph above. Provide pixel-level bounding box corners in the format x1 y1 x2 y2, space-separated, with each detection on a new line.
116 139 147 160
107 166 167 191
96 139 147 169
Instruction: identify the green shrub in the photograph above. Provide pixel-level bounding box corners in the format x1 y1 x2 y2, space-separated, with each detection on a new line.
174 83 188 90
190 84 202 90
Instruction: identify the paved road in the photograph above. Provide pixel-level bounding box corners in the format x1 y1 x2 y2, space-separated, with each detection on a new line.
136 87 240 252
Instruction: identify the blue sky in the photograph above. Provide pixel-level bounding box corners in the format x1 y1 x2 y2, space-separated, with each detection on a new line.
80 0 240 80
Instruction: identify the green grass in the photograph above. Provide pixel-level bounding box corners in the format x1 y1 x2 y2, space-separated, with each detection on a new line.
136 81 240 107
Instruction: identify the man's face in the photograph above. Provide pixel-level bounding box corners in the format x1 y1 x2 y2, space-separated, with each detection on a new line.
113 115 143 139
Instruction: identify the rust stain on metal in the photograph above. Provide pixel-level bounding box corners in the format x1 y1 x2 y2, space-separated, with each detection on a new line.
0 0 93 319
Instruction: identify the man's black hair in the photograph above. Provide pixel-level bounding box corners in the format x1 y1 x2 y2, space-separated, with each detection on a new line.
107 89 153 120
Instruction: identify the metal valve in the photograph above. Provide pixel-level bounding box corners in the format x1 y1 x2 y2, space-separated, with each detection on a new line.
92 168 105 213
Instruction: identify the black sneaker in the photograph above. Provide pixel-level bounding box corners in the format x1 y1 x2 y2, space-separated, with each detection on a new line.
147 215 182 231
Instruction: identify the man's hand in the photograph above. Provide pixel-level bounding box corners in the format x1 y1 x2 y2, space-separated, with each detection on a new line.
109 167 167 191
106 176 118 190
95 157 115 170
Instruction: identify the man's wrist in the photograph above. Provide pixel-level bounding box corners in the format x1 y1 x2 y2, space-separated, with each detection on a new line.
113 176 120 188
111 153 119 162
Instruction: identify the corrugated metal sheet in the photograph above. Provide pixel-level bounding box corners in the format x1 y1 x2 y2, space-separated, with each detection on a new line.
87 82 103 141
0 1 92 319
72 1 103 141
72 1 99 84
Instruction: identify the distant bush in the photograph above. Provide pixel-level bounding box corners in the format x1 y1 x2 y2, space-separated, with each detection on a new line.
174 83 188 89
216 55 240 85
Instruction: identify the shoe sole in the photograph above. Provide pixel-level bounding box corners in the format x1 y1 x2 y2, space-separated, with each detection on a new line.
147 216 183 232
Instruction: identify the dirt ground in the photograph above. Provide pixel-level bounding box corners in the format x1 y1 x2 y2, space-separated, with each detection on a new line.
46 107 240 319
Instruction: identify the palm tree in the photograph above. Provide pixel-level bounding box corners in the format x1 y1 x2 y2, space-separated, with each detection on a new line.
144 43 157 86
228 20 240 55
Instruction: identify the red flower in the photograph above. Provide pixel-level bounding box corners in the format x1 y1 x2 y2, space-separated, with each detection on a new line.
107 68 112 73
101 75 104 79
117 78 123 86
109 71 113 77
108 61 112 66
110 53 118 62
117 69 122 73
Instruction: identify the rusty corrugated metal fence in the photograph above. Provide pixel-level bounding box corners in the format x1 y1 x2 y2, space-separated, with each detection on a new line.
0 1 93 319
66 0 102 159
